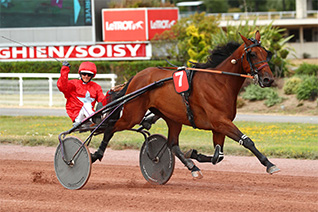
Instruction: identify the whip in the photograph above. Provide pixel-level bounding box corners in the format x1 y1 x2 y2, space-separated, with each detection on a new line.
1 35 62 63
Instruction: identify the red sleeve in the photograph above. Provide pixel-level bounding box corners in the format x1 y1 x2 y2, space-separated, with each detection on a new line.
96 85 107 106
104 90 112 105
57 66 73 96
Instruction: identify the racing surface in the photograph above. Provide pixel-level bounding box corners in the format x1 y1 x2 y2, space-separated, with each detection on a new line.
0 144 317 212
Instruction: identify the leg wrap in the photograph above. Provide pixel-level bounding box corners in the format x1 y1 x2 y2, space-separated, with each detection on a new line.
185 148 224 164
197 154 212 163
239 134 255 149
185 149 211 162
172 145 194 170
239 134 269 167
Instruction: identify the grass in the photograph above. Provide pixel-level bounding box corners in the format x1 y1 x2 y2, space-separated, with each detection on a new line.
0 116 317 160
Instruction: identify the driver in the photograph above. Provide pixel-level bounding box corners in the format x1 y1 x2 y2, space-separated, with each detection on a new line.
57 61 106 126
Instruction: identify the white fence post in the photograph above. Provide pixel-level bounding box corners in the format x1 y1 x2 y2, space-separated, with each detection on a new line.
19 77 23 106
111 77 116 88
48 77 53 107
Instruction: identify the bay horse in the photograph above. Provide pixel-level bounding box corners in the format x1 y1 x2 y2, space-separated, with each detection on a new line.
92 31 280 178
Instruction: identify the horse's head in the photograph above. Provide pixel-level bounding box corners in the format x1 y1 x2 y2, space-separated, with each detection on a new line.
240 31 274 87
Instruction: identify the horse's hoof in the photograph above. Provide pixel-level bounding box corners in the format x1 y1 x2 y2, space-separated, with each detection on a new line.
267 165 280 174
192 170 203 179
191 166 203 179
184 149 197 159
91 149 104 164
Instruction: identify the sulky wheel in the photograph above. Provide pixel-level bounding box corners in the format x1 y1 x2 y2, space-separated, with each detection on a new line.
54 136 91 190
139 134 175 185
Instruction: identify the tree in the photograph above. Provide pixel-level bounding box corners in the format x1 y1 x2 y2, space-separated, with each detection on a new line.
266 0 295 11
203 0 229 13
151 12 220 62
239 0 268 12
186 25 211 66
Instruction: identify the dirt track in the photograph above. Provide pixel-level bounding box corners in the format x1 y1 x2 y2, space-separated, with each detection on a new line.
0 144 317 212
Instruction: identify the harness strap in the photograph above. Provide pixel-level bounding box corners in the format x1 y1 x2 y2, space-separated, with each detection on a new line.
256 63 269 71
184 69 196 129
181 92 197 129
179 68 196 129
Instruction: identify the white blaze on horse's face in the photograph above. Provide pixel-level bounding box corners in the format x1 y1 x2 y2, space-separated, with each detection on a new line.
240 31 274 87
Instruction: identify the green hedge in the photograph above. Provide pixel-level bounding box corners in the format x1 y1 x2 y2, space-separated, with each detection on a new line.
0 60 182 84
296 76 318 101
242 84 283 107
283 76 318 101
295 63 318 76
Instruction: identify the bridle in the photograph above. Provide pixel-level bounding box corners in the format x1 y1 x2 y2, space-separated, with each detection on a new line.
241 38 272 79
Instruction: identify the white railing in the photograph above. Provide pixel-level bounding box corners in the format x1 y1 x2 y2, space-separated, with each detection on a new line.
180 10 318 20
0 73 117 107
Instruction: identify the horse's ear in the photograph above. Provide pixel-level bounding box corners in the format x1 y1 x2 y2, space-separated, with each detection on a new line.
239 32 251 46
255 30 261 42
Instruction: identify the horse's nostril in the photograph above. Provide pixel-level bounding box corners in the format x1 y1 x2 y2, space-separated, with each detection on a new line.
263 77 273 86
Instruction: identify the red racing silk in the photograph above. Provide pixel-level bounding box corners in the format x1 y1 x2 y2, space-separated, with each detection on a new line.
57 66 106 122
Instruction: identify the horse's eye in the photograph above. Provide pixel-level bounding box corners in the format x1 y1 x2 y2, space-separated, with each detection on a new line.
250 52 257 58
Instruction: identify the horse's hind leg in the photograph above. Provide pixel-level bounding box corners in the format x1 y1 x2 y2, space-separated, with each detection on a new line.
91 120 116 163
165 118 203 179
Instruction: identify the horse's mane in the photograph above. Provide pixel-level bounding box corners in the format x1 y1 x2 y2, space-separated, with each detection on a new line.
193 42 241 69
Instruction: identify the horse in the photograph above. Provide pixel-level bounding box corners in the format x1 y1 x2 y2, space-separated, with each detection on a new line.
91 31 280 178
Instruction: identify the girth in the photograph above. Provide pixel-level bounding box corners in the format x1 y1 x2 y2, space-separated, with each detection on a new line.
172 67 197 129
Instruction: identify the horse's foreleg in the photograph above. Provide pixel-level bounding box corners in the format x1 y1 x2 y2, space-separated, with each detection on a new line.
220 121 280 174
184 131 224 165
165 119 203 179
238 134 280 174
211 131 225 164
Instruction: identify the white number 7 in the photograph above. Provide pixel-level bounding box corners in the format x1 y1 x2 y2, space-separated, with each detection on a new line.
175 71 184 87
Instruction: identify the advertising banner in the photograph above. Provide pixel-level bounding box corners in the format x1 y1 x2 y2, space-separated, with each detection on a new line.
102 9 147 42
147 8 178 40
0 43 151 61
102 8 178 42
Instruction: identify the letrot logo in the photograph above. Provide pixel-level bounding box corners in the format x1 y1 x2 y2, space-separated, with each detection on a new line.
105 21 144 31
150 20 176 29
102 8 178 41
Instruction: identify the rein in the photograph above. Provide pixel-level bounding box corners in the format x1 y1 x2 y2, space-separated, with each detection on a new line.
160 66 254 79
